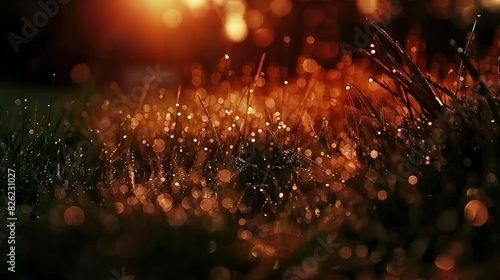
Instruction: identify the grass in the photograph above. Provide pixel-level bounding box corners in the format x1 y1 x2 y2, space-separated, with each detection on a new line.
1 23 499 279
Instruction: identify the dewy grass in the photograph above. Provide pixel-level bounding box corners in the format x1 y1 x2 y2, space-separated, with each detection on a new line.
1 23 499 279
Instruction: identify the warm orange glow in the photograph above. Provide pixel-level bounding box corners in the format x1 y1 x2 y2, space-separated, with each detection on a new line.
162 9 183 29
119 185 129 193
70 63 90 84
378 190 388 201
481 0 500 11
270 0 292 17
218 169 232 183
157 193 173 210
134 185 146 197
183 0 207 9
253 28 275 47
265 98 275 109
303 59 319 73
356 0 377 14
64 206 85 226
183 0 208 17
144 0 175 8
225 15 248 42
225 0 246 14
200 198 213 211
435 254 455 270
127 196 138 206
408 175 418 185
245 10 264 30
306 36 315 44
464 200 489 226
115 202 125 214
339 246 352 259
166 207 186 227
75 0 227 61
356 245 368 258
153 139 166 153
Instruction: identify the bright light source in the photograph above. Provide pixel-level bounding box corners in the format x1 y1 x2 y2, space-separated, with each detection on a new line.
225 15 248 42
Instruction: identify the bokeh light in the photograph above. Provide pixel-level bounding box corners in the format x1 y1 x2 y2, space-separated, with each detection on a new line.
70 63 90 84
225 15 248 42
162 9 183 28
464 200 489 226
64 206 85 226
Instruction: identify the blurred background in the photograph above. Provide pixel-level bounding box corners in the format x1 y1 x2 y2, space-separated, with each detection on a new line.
1 1 500 280
1 0 500 88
